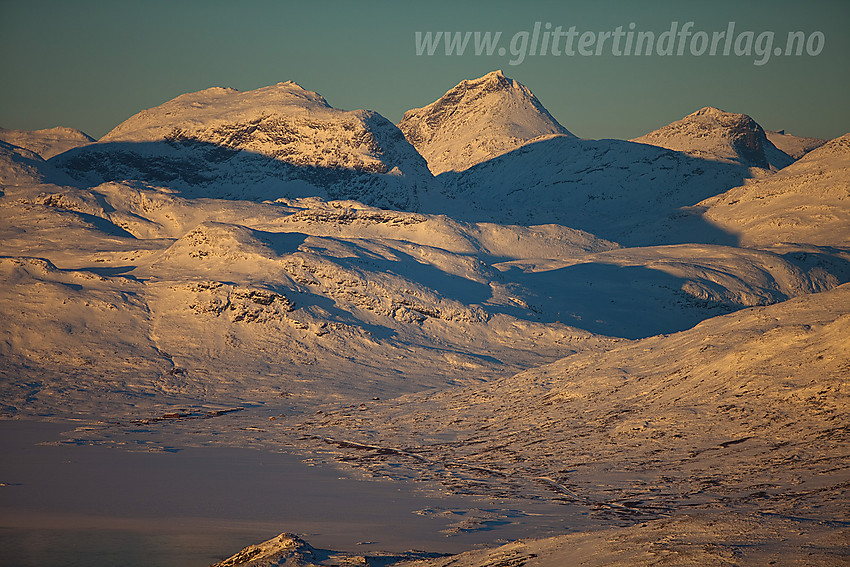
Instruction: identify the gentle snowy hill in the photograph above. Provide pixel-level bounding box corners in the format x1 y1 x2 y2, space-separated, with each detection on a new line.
0 141 51 186
632 106 793 170
300 282 850 528
50 82 435 210
765 129 826 159
431 135 760 246
0 126 94 159
398 70 573 174
700 133 850 247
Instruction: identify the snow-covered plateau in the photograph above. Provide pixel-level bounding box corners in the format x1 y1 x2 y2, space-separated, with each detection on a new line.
0 71 847 566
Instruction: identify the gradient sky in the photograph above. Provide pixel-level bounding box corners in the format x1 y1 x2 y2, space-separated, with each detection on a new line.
1 0 848 141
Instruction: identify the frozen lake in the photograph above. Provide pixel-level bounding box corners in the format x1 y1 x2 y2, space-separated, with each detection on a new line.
0 420 584 566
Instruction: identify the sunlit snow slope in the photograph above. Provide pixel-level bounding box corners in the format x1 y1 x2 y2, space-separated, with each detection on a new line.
0 126 94 159
398 70 573 174
50 82 435 210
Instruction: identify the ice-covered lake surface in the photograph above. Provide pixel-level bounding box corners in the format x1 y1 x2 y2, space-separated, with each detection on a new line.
0 420 588 566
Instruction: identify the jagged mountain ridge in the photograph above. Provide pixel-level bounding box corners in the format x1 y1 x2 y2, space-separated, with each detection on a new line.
50 82 435 211
398 70 573 174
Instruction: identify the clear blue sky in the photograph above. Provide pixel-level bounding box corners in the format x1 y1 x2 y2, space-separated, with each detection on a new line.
1 0 848 140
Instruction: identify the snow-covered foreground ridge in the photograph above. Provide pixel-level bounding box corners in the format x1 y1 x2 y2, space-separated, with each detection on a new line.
1 71 848 565
299 282 850 520
214 283 849 565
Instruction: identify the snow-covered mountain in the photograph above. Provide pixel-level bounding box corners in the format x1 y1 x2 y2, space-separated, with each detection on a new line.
4 175 848 420
0 179 619 417
398 70 573 174
429 106 832 246
0 126 94 159
631 106 793 170
50 82 434 210
699 133 850 247
765 129 826 159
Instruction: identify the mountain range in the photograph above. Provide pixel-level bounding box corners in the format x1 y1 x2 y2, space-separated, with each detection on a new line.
1 71 847 566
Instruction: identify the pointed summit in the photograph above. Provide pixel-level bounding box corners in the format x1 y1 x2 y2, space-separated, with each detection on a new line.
398 71 573 175
631 106 793 170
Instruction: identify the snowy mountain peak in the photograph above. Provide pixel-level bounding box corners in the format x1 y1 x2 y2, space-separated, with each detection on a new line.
632 106 793 170
101 83 333 143
463 68 511 87
51 82 434 210
690 106 727 117
398 71 574 174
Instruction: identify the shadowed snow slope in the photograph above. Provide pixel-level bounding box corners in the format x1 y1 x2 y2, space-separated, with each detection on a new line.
49 82 435 210
0 140 73 187
431 135 759 245
398 70 573 174
631 106 793 170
